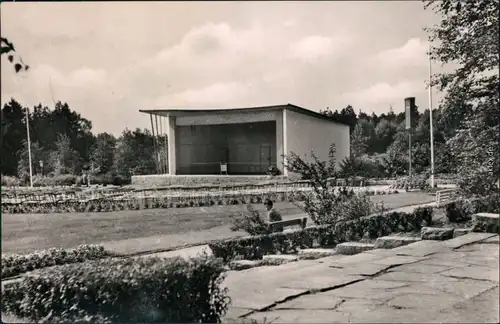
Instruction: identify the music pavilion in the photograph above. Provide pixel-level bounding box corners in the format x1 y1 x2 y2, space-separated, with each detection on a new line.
138 104 350 180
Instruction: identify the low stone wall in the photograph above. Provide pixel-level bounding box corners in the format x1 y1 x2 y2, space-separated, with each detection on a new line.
131 174 290 187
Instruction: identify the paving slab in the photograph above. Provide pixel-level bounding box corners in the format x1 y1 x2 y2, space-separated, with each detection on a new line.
246 309 350 323
371 255 425 266
482 235 499 244
388 293 463 310
228 287 308 309
323 279 409 301
376 271 460 283
390 262 452 274
444 232 497 249
274 293 345 310
440 265 499 282
340 263 391 276
391 240 446 257
280 272 364 291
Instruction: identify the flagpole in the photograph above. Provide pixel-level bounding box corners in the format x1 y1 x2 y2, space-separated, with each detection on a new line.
25 108 33 188
428 42 435 188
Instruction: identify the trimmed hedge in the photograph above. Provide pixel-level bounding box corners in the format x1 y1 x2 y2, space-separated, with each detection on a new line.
2 256 230 323
2 190 401 214
1 244 111 279
209 207 434 262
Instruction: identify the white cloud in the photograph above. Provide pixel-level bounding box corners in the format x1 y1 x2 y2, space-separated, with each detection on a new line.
289 35 345 62
155 81 254 107
375 38 429 67
340 80 421 108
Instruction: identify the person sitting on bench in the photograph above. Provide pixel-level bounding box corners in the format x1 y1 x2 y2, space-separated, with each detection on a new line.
264 199 283 232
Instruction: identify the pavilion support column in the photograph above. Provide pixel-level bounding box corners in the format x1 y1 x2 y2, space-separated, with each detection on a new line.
276 111 284 175
167 115 177 175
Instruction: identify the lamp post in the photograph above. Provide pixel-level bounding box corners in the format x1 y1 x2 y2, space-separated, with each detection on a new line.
428 42 436 188
25 108 33 187
404 97 415 178
39 160 44 176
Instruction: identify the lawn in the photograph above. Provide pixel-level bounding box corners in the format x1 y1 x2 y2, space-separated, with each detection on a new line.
1 192 435 255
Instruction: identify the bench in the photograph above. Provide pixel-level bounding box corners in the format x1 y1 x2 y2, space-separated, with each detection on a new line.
436 189 458 208
268 217 308 233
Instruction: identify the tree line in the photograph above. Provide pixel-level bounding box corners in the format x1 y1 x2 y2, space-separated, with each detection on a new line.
2 96 458 183
1 98 165 183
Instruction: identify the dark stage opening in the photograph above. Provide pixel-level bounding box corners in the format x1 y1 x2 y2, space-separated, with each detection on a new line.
177 121 277 175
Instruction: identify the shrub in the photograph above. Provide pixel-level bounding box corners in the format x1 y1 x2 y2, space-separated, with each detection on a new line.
445 200 474 223
1 175 21 187
1 244 111 279
2 255 230 323
210 209 429 262
230 204 269 235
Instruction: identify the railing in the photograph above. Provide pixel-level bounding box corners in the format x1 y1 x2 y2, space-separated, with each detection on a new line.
435 189 458 208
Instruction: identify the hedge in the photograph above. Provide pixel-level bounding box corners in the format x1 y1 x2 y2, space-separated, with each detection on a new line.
1 190 401 214
2 256 230 323
1 244 111 279
443 193 500 223
209 207 433 262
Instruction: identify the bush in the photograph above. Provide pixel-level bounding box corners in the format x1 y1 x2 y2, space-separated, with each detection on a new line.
32 174 78 187
2 255 230 323
209 208 431 262
230 204 269 235
1 175 21 187
445 200 474 223
1 244 111 279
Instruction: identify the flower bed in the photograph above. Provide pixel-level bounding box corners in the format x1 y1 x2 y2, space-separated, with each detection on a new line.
209 207 433 262
1 244 112 279
2 189 400 214
1 256 229 323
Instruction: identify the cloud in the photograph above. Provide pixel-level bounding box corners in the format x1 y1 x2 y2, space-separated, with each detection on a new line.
374 38 429 68
339 80 422 107
155 81 254 107
289 35 348 62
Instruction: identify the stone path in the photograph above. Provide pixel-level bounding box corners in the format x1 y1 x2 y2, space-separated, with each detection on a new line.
223 233 499 323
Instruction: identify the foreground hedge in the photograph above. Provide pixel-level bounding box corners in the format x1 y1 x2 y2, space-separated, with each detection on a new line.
2 189 400 214
2 256 230 323
2 244 111 279
209 207 433 262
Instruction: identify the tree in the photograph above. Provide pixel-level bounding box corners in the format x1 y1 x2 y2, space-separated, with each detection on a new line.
114 128 156 177
17 140 45 182
1 37 29 73
350 119 374 157
90 133 117 175
424 0 499 196
1 99 27 175
48 133 81 175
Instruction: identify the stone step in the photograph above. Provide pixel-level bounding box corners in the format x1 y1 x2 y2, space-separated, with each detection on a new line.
298 248 337 260
374 236 421 249
453 228 472 238
336 242 374 255
473 213 500 233
229 260 260 271
262 254 299 263
421 227 454 241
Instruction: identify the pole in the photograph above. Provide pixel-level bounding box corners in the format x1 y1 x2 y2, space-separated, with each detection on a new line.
409 130 412 178
428 42 435 188
149 113 158 173
25 108 33 188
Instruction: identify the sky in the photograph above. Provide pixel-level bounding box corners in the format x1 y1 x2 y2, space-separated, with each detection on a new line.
1 1 444 135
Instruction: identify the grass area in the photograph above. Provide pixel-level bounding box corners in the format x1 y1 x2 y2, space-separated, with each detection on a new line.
1 192 435 255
